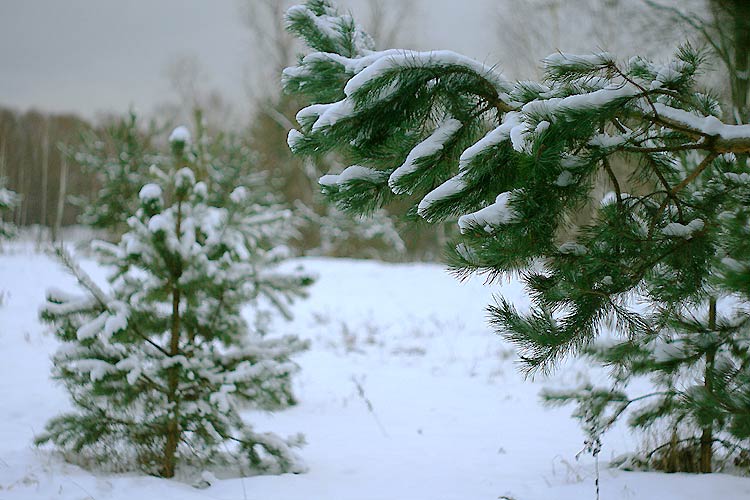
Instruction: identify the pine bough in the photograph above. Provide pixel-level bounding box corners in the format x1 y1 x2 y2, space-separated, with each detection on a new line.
283 0 750 471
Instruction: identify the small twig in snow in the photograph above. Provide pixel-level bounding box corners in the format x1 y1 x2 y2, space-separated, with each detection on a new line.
351 375 389 437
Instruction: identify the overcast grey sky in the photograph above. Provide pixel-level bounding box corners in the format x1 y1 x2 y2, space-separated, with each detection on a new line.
0 0 499 119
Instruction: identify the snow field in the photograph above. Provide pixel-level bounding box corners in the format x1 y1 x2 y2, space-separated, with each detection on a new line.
1 248 749 499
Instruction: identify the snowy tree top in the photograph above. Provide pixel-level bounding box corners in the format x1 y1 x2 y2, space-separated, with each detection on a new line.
0 187 19 208
168 125 191 144
138 183 162 202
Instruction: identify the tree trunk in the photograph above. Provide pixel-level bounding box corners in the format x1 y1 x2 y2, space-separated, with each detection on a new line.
731 0 750 171
731 0 750 124
162 199 183 478
0 137 6 181
699 297 717 473
40 119 49 236
53 156 68 242
14 148 24 227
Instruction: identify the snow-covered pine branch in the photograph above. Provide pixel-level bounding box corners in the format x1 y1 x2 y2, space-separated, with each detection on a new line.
284 0 750 472
284 0 748 358
65 112 163 235
285 11 748 232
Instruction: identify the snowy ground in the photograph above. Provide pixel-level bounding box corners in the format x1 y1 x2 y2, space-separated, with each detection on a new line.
1 245 749 500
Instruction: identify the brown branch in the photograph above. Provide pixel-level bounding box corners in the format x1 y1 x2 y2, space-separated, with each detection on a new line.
648 151 719 239
138 373 169 394
602 157 623 210
131 324 171 357
646 152 685 222
612 64 660 118
648 195 671 240
611 118 628 134
643 112 710 141
672 151 719 195
621 143 706 154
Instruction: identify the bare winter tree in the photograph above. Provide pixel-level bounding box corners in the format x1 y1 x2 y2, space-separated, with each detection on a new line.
52 153 67 243
158 53 240 133
495 0 684 80
40 117 50 231
362 0 416 49
646 0 750 125
0 108 92 234
241 0 296 79
496 0 748 122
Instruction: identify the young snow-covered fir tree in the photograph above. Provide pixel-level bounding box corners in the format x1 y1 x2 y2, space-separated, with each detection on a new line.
183 112 275 214
0 177 19 242
282 0 750 471
295 201 406 259
37 126 313 478
67 111 162 235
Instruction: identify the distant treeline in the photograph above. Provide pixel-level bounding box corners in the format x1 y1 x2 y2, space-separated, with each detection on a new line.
0 104 447 259
0 107 94 235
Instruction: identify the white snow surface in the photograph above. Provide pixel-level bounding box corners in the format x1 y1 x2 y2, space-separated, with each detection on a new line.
589 131 631 147
301 49 511 133
319 165 386 187
168 125 191 144
291 49 404 81
0 187 18 207
1 246 749 500
459 111 523 167
138 183 162 202
558 242 589 255
458 191 521 232
309 99 356 131
556 170 575 186
343 49 510 98
523 84 639 120
661 219 705 239
416 172 468 217
286 129 306 152
652 103 750 140
389 118 462 193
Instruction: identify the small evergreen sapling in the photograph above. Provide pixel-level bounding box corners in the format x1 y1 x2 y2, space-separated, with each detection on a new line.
295 201 406 259
283 0 750 471
541 149 750 472
67 112 162 235
0 177 19 242
38 127 313 478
